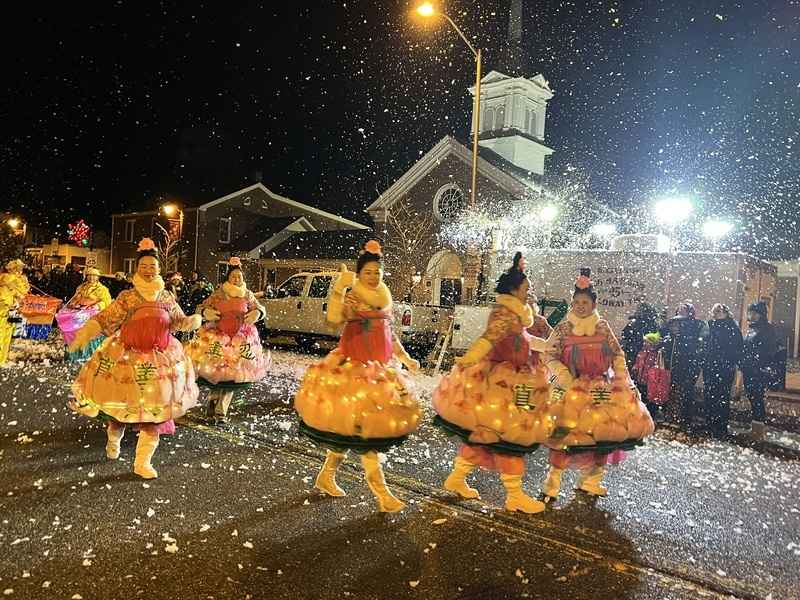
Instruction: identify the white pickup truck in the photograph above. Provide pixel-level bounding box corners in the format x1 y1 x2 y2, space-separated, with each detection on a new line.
260 271 452 357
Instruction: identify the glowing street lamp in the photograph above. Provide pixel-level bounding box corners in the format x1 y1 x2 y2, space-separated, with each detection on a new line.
654 197 693 227
539 205 559 248
703 220 733 251
540 204 558 223
415 3 482 209
6 217 26 240
416 2 435 17
161 203 178 217
590 222 616 238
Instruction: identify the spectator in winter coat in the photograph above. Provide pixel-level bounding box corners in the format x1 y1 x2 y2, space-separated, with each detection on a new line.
187 274 214 316
702 304 743 438
621 303 660 372
741 301 777 441
661 302 708 428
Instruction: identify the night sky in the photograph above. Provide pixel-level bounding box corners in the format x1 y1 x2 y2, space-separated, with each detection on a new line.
2 1 798 257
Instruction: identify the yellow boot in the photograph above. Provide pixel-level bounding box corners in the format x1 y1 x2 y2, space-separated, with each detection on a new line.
315 450 347 497
443 456 480 499
501 474 545 514
542 467 563 501
577 465 608 497
133 430 159 479
105 423 125 460
361 452 405 513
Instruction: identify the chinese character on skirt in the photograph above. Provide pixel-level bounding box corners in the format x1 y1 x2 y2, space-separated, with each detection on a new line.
551 387 565 402
134 362 157 387
206 341 223 359
94 355 115 377
238 342 256 360
513 383 534 410
591 388 612 404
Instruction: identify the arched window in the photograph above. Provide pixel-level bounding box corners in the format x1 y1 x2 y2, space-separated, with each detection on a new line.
495 105 505 130
433 184 466 223
524 110 531 134
484 107 495 132
528 110 537 135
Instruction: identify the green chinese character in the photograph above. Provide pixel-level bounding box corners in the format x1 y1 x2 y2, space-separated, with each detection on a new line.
513 383 534 410
94 355 115 377
238 342 256 361
134 362 157 388
206 341 224 359
591 389 612 405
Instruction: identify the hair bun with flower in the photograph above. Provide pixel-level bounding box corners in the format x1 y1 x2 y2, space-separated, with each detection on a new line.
229 256 242 267
362 240 383 256
138 238 156 252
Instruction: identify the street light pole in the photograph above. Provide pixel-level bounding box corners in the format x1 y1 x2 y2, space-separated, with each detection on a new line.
470 48 482 208
417 4 482 207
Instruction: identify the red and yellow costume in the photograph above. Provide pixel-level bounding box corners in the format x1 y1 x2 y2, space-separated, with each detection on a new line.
58 275 113 362
294 256 420 513
185 283 269 385
69 260 201 480
0 260 29 364
71 287 200 428
432 294 550 513
541 310 654 498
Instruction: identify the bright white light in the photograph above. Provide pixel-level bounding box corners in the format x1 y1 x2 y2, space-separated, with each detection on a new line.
654 197 693 226
703 220 733 239
416 2 435 17
590 222 616 238
161 204 178 217
540 205 558 223
6 218 19 228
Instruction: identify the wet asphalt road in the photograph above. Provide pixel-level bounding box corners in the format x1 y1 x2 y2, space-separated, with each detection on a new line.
1 351 799 600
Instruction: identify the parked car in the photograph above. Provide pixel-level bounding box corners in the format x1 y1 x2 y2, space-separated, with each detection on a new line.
260 271 450 357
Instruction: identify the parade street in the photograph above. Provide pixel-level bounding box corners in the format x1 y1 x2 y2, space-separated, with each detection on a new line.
0 350 797 600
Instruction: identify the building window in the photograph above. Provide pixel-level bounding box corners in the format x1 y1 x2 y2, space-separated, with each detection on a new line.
528 110 536 135
124 220 135 242
495 105 505 130
123 258 135 274
219 217 232 244
217 261 229 284
433 184 466 223
484 107 495 132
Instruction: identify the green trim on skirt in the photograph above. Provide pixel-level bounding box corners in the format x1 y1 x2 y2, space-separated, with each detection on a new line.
197 377 252 391
298 420 410 454
432 415 540 456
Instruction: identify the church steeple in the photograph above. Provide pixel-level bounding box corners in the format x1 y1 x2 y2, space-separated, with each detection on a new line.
495 0 531 77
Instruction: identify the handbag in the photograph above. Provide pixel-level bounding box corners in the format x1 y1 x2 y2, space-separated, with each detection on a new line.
645 349 671 405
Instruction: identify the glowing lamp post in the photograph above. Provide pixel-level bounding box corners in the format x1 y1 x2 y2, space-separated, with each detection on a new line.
589 222 617 248
6 217 26 241
540 204 558 249
654 197 693 251
702 220 733 252
415 3 481 209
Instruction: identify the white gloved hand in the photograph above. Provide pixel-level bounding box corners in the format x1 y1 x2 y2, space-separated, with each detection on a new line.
181 314 202 332
334 264 356 291
244 309 261 325
202 308 221 321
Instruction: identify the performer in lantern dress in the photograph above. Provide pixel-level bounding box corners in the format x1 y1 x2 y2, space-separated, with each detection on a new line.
185 256 269 423
58 267 113 363
294 241 421 512
540 269 654 501
432 253 552 514
0 259 30 364
68 239 201 479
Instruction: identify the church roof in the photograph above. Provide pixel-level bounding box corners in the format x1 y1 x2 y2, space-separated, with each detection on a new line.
367 135 545 213
262 230 375 261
